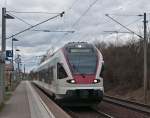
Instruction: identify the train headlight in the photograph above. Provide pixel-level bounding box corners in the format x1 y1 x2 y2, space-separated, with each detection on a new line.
93 79 100 84
71 79 75 84
66 79 76 84
93 79 98 83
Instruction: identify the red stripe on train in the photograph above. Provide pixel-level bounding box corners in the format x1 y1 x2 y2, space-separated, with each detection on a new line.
73 74 95 84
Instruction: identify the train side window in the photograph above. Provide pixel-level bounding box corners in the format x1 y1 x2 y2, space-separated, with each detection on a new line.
57 63 68 79
39 71 42 81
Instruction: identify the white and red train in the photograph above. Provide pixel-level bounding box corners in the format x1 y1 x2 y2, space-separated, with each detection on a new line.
31 42 104 106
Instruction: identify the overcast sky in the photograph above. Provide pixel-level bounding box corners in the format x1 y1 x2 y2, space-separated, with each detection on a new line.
0 0 150 72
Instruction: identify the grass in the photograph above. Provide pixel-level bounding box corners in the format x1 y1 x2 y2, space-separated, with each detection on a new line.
0 91 12 112
0 81 20 112
0 102 4 112
4 92 12 101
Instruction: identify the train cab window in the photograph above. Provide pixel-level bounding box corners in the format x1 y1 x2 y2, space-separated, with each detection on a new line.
57 63 68 79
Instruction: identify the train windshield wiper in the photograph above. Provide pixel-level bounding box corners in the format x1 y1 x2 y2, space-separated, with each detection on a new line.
72 64 79 73
72 64 85 77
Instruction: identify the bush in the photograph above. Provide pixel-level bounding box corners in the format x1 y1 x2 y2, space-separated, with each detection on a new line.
96 40 150 91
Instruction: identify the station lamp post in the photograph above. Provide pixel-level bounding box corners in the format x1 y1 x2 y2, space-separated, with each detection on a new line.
11 38 19 86
15 50 21 80
12 38 19 63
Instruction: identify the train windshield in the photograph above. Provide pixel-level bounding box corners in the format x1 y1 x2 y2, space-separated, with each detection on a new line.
67 48 97 74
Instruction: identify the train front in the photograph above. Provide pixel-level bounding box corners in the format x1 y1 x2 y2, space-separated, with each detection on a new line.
59 42 104 105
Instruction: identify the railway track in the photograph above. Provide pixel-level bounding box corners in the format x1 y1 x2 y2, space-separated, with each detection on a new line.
103 95 150 115
92 107 115 118
64 106 114 118
33 83 115 118
32 83 150 118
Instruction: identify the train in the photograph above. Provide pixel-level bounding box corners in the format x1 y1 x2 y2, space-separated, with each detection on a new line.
31 42 104 106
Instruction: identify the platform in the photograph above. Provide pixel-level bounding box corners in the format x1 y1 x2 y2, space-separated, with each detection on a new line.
0 81 55 118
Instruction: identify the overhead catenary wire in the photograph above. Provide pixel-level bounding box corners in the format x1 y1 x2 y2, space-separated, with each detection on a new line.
67 0 79 11
7 11 60 14
103 17 143 35
40 0 78 48
94 15 144 45
118 17 143 30
51 0 79 31
24 0 79 49
65 0 98 32
6 11 65 39
104 17 143 39
106 13 144 17
8 13 32 26
103 15 141 31
117 18 143 40
57 0 99 44
31 29 74 33
55 0 79 34
9 13 74 34
105 14 144 39
72 0 99 27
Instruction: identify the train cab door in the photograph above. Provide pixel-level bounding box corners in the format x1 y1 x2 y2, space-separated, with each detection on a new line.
57 62 68 82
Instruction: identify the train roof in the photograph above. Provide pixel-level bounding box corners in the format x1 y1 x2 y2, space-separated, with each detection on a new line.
30 42 98 73
64 42 94 48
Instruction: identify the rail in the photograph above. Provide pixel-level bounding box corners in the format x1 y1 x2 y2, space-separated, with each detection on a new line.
103 95 150 115
92 106 115 118
64 106 115 118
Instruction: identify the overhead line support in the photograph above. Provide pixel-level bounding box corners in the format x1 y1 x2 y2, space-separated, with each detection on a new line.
105 14 143 39
0 8 6 104
143 12 148 104
6 11 65 39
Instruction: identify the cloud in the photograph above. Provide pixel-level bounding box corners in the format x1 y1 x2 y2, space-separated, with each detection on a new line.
1 0 150 72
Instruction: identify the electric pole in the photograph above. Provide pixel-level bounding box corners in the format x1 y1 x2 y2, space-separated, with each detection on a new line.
24 64 25 79
0 8 6 104
17 55 19 79
143 13 148 104
11 37 13 87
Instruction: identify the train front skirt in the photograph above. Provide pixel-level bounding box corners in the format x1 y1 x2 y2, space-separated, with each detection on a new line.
56 89 103 106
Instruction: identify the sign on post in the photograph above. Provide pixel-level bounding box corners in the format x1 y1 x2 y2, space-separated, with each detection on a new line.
6 50 13 58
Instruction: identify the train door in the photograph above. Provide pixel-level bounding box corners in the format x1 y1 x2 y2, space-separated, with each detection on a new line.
57 63 68 79
51 61 58 93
